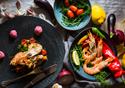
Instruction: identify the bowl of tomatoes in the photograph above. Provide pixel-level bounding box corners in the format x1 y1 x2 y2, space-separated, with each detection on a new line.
54 0 91 31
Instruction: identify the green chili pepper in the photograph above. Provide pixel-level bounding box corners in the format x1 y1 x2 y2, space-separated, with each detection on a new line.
92 27 106 39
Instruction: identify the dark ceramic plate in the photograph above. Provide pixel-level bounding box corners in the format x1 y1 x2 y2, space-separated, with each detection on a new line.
0 16 65 88
69 27 117 81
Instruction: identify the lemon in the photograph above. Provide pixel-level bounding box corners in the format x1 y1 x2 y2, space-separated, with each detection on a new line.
122 54 125 68
72 50 80 66
92 4 106 25
77 35 88 45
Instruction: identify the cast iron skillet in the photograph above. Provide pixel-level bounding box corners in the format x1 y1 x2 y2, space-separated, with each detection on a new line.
34 0 91 31
0 16 65 88
69 27 117 81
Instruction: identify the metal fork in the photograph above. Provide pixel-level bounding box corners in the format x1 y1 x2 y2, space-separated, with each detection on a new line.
0 67 42 87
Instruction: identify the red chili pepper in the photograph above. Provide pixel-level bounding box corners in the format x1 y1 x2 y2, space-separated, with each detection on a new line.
102 42 125 78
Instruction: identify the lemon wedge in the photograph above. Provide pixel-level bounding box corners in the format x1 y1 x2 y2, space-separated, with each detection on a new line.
77 35 88 45
122 54 125 68
72 50 80 66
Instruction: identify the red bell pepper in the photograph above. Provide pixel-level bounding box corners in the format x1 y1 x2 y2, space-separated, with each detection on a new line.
102 42 125 78
108 59 121 72
102 42 116 59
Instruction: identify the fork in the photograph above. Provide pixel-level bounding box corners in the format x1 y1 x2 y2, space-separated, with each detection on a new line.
0 67 42 87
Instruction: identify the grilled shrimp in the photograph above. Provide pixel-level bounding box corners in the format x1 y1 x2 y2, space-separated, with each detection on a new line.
91 56 103 65
82 47 97 61
87 32 96 49
83 57 113 75
97 39 103 57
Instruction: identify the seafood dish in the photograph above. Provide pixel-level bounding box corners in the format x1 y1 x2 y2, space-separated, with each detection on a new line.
71 27 125 81
10 37 47 72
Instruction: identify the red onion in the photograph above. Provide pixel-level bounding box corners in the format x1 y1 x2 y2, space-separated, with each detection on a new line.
34 26 43 36
9 30 17 38
115 29 125 44
0 51 5 59
57 69 74 86
108 14 125 45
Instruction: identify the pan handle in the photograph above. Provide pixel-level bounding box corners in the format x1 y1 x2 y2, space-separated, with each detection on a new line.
34 0 55 20
107 13 116 36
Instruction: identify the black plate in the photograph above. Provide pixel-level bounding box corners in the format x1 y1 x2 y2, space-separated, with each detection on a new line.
0 16 65 88
69 27 117 81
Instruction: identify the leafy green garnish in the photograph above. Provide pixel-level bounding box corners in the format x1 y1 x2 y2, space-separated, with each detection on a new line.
18 44 28 52
62 13 86 26
94 71 110 88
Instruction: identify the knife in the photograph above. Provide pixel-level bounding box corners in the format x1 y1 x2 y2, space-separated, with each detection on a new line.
23 64 57 88
0 64 57 87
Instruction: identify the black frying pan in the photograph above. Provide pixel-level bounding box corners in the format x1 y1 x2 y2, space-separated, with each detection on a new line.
68 27 117 82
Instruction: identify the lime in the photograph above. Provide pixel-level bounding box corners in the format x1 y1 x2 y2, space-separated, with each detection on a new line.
72 50 80 66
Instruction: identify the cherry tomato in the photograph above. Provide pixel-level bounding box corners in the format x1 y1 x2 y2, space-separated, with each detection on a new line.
30 37 36 43
67 10 74 18
21 39 27 45
65 0 70 7
76 9 84 16
42 56 47 61
69 5 78 12
41 49 47 55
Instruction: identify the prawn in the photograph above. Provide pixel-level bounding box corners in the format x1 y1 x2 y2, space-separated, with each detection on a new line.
91 56 103 65
83 57 114 75
82 47 97 61
87 32 96 49
97 39 103 57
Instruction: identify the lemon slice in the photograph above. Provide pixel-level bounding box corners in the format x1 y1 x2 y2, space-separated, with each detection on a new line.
72 50 80 66
122 54 125 68
77 35 88 45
